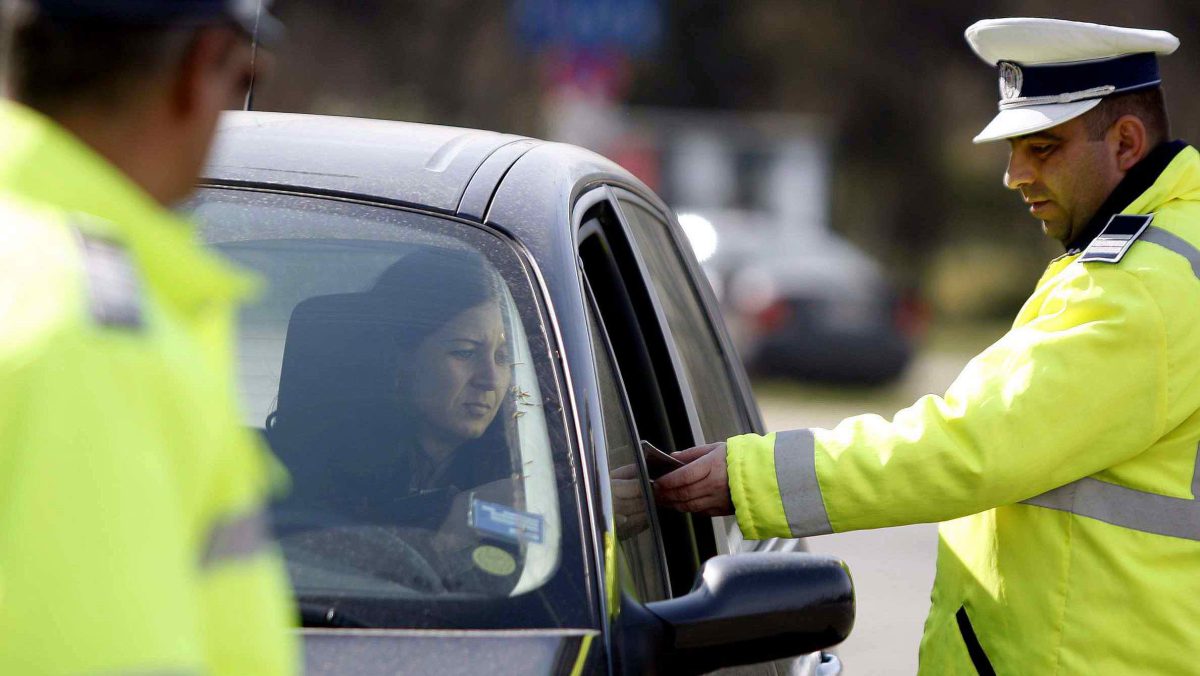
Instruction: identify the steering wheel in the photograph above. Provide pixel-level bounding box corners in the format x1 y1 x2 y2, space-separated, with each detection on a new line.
282 525 448 594
272 505 363 537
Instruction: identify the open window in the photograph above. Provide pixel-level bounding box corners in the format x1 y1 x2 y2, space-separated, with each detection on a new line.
611 191 751 442
583 282 671 604
576 193 719 596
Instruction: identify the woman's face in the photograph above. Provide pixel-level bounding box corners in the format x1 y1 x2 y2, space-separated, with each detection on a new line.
410 301 512 446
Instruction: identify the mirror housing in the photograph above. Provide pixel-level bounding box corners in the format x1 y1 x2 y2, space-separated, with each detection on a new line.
637 552 854 674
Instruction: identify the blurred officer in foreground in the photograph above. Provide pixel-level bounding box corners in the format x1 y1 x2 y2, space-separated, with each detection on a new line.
657 18 1200 675
0 1 297 674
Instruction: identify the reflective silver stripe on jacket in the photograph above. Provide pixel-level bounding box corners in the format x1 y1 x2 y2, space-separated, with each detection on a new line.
84 669 200 676
201 508 270 569
73 228 143 330
1021 442 1200 541
1140 225 1200 280
1024 227 1200 540
774 429 833 536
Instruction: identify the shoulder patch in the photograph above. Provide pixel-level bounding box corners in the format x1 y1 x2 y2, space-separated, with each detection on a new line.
75 230 143 330
1078 214 1153 264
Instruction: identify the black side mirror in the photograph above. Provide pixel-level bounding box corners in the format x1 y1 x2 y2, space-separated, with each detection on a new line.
629 552 854 674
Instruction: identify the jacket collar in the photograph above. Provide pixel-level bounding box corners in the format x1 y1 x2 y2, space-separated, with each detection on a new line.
1064 139 1192 254
0 101 257 314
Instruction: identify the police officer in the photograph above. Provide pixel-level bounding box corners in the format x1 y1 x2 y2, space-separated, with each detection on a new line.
656 18 1200 675
0 1 296 674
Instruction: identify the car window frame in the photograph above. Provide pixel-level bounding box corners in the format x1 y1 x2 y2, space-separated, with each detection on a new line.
608 187 764 435
580 272 673 603
573 186 728 596
608 188 788 559
610 195 745 444
587 189 706 446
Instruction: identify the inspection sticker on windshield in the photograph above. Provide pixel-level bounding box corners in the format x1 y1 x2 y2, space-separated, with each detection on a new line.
470 499 544 544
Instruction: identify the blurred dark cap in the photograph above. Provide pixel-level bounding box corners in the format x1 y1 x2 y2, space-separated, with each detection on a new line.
32 0 282 42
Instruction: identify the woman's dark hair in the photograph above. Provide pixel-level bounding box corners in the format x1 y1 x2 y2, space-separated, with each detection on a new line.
273 246 506 417
369 247 504 362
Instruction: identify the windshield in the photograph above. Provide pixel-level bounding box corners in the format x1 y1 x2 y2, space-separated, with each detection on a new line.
192 187 590 629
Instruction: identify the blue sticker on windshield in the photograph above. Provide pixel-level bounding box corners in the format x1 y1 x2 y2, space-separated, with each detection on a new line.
470 499 544 545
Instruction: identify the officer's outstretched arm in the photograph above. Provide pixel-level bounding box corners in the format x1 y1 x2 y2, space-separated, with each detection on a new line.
727 265 1170 540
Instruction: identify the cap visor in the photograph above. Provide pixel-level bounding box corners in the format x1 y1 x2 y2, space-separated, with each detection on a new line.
972 99 1102 144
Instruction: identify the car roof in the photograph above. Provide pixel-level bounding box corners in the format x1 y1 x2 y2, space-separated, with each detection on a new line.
204 111 530 215
202 111 668 264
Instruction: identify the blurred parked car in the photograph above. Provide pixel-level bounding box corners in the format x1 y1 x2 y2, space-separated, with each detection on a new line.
681 209 925 385
194 112 853 675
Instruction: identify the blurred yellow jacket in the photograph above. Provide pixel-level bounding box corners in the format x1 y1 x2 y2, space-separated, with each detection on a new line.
0 101 298 675
727 141 1200 675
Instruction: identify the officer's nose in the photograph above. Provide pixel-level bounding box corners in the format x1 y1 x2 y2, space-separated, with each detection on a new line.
1005 149 1034 190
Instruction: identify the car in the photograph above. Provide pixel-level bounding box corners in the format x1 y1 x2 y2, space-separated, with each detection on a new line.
194 111 854 675
682 208 923 386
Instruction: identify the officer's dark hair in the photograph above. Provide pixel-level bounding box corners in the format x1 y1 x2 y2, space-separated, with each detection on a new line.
1082 87 1171 146
0 0 193 114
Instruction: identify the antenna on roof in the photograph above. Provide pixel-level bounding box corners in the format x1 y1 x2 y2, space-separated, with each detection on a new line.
243 0 263 111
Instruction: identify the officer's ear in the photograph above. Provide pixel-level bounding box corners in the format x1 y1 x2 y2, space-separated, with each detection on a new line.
1110 115 1149 173
169 25 252 119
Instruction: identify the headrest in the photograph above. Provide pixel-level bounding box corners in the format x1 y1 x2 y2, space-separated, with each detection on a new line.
274 292 404 419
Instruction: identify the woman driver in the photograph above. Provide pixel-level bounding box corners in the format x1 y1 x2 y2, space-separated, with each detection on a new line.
373 250 514 496
269 248 519 534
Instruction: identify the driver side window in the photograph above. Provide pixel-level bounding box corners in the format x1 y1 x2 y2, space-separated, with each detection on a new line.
587 298 670 603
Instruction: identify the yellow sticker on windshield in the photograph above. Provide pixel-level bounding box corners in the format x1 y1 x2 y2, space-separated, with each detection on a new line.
472 545 517 577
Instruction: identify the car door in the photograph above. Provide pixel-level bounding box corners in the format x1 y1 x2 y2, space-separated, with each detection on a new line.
575 187 824 676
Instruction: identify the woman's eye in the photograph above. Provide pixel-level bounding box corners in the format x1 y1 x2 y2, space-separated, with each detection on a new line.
450 349 475 360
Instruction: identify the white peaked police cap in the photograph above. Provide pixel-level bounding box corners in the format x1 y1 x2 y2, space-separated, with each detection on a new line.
965 18 1179 144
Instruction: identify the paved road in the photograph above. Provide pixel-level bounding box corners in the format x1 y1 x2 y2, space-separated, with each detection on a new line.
754 342 993 675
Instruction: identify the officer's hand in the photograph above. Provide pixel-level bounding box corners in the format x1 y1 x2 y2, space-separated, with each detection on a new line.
653 443 733 517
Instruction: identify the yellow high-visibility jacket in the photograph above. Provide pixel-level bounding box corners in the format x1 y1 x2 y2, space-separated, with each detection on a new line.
728 141 1200 675
0 102 298 674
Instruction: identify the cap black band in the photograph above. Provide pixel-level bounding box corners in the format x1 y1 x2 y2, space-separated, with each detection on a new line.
1000 52 1161 104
